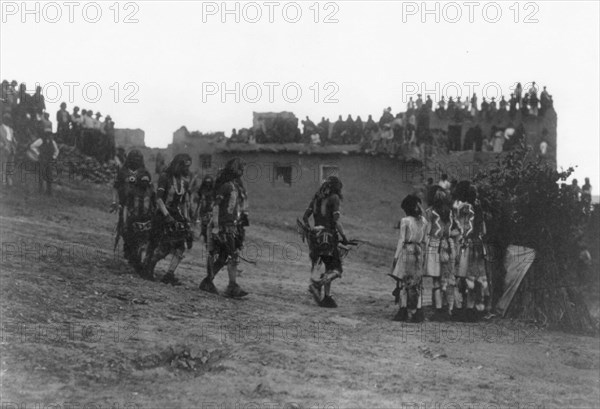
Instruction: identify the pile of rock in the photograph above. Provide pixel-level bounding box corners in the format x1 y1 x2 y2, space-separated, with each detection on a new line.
56 144 117 184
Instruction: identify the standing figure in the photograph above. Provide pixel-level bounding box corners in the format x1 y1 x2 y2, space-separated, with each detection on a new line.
123 169 156 273
111 149 147 262
0 113 17 187
389 195 428 322
424 187 458 321
56 102 71 144
143 154 193 285
302 176 349 308
453 182 487 321
582 178 592 214
30 131 59 195
199 158 249 298
195 175 215 244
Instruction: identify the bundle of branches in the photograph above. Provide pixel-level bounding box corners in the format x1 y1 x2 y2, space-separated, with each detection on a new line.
474 143 597 333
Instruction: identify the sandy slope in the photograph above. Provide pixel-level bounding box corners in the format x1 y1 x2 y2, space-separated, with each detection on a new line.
1 182 599 409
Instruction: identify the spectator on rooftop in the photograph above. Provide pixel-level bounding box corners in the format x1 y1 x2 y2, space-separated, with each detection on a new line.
416 94 423 109
438 174 451 191
470 93 478 117
32 85 45 117
515 82 523 106
425 95 433 111
379 107 394 128
56 102 71 144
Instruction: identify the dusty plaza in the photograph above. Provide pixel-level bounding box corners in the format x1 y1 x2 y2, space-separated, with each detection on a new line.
1 1 599 409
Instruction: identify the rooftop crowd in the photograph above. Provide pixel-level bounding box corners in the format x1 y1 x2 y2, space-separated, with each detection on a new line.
1 79 120 192
0 79 118 165
229 82 555 159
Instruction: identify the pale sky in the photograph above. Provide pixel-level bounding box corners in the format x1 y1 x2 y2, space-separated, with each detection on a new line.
1 0 598 188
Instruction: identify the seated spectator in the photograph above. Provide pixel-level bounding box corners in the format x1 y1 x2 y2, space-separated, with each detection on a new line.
82 110 94 129
492 128 505 153
310 133 321 145
379 107 394 128
481 136 492 152
302 116 316 138
503 126 515 151
539 138 548 156
41 112 53 135
438 174 451 191
94 112 103 130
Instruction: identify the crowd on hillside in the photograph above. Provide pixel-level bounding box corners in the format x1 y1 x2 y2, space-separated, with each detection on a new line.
229 82 555 159
0 79 117 165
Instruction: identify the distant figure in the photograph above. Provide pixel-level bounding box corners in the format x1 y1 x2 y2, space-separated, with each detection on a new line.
56 102 71 144
379 107 394 127
489 97 497 113
32 85 46 117
104 115 116 162
492 128 504 153
582 178 592 212
529 82 539 116
438 173 451 191
470 93 478 116
0 112 17 186
407 97 415 111
30 131 59 195
425 177 436 205
425 95 433 110
41 112 53 135
540 86 551 115
480 97 489 114
415 94 423 109
499 96 507 111
539 139 548 156
514 82 523 106
438 96 446 111
571 179 581 200
509 94 517 118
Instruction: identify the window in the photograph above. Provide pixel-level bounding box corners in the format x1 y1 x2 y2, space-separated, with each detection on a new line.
320 165 339 182
199 154 212 169
274 165 293 186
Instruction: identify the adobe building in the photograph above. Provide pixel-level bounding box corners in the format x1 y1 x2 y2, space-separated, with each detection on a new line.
165 104 557 227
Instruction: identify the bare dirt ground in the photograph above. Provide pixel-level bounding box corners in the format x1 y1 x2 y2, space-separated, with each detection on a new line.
1 180 599 409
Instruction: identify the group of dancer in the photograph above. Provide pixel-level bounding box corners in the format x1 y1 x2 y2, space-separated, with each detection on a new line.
389 182 487 322
111 150 250 298
111 150 488 320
